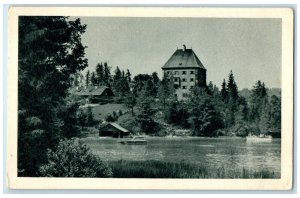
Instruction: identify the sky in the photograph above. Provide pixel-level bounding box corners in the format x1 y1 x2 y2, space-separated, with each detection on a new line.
79 17 281 89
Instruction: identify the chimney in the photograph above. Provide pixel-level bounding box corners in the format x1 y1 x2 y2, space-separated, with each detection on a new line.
183 44 186 52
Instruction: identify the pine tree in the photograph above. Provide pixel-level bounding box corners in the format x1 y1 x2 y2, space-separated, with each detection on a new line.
249 80 269 123
96 62 104 85
113 66 122 82
18 16 88 176
224 71 239 127
269 95 281 131
90 72 97 85
220 79 228 102
227 70 239 102
207 81 214 95
103 62 111 86
126 69 132 83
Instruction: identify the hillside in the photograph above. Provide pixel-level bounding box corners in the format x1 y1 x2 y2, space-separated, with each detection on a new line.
81 103 128 121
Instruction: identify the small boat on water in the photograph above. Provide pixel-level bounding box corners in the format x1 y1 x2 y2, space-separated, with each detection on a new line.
119 136 147 145
246 133 272 142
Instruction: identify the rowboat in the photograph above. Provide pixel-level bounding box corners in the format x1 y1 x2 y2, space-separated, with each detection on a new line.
246 134 272 142
119 136 147 145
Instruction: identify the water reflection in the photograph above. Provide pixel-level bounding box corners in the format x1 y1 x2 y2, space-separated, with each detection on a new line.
83 137 281 177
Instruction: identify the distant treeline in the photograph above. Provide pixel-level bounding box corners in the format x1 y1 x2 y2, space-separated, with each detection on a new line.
110 70 281 138
79 65 281 138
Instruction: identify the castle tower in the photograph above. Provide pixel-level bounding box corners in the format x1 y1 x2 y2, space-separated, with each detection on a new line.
162 45 207 100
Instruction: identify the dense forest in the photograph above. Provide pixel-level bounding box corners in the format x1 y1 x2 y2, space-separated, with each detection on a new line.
77 65 281 138
18 16 281 177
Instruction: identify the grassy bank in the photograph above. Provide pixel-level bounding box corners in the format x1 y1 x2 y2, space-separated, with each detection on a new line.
109 160 278 178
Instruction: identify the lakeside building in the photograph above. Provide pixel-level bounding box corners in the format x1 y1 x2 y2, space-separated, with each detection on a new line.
98 122 130 138
162 45 207 100
69 85 115 103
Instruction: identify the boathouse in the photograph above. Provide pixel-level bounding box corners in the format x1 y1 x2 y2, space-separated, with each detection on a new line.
98 122 130 138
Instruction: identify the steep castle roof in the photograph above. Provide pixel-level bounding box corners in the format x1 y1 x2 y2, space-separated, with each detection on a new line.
162 46 206 70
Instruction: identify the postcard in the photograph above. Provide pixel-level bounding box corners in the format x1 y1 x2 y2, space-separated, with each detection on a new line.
7 7 294 190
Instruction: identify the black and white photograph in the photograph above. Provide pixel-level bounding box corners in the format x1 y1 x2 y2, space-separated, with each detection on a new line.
6 7 294 190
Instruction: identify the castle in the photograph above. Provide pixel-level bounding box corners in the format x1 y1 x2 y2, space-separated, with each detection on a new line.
162 45 207 100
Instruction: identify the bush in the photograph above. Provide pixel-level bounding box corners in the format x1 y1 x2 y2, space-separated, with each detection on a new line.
105 114 117 122
39 138 112 177
86 107 95 126
118 114 139 135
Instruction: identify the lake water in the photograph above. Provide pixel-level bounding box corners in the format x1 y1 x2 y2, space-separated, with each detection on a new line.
82 136 281 178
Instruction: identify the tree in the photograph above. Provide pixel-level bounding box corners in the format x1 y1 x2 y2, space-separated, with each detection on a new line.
249 80 269 123
59 102 80 138
188 88 224 136
158 75 176 110
112 66 124 97
136 90 156 133
90 71 97 85
220 79 228 102
103 62 111 86
96 62 104 85
207 81 214 95
86 106 94 126
225 71 239 127
85 70 90 86
269 95 281 131
143 79 156 97
77 109 87 130
39 138 112 177
18 16 88 176
113 66 122 82
165 101 189 128
124 92 137 115
227 70 239 102
151 72 160 96
227 71 238 99
126 69 132 83
132 74 153 95
236 96 249 122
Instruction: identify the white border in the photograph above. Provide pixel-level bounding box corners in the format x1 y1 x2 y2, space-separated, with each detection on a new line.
6 7 294 190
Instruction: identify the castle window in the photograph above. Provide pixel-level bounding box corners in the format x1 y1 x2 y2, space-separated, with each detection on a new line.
175 71 179 75
167 71 170 75
182 71 186 75
182 86 186 89
190 86 194 89
190 71 194 74
182 78 186 82
174 78 178 82
190 78 194 82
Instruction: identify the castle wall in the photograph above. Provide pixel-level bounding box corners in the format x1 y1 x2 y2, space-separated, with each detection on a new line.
163 68 206 100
